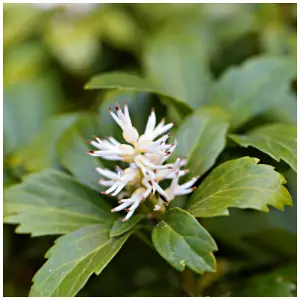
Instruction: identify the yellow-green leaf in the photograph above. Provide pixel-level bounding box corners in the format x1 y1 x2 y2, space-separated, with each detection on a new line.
187 157 292 218
229 123 296 172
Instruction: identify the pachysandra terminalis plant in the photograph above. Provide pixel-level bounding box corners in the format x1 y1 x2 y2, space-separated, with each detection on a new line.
87 103 197 221
4 51 296 296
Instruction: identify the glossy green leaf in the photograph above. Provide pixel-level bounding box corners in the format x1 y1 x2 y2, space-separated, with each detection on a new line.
174 106 229 178
30 223 131 296
4 169 114 236
211 56 296 129
144 33 211 109
229 123 296 172
57 115 104 192
152 208 217 274
85 72 192 114
110 215 144 238
235 271 296 297
10 114 79 172
187 157 292 218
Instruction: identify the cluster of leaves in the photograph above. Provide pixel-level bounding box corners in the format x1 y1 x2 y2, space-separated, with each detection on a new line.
4 3 296 297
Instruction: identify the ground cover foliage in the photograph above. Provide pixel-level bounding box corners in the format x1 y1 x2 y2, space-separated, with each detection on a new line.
3 3 297 297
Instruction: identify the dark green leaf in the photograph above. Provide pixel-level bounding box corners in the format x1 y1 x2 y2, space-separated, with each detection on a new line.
152 208 217 274
30 223 131 296
57 115 104 192
4 169 114 236
10 114 79 172
85 72 192 114
229 123 296 172
174 106 229 178
110 215 144 238
144 33 211 109
235 271 296 297
187 157 292 218
211 56 296 129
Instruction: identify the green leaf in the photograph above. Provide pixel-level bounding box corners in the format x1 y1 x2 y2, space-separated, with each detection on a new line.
235 271 296 297
4 169 114 236
4 76 62 155
174 106 229 178
187 157 292 218
144 33 211 109
30 223 131 297
110 215 144 238
152 208 217 274
85 72 192 115
210 56 296 129
262 91 297 124
57 115 104 192
10 114 79 172
229 123 296 172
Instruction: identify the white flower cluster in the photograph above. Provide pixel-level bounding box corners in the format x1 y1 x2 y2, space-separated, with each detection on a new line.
87 103 198 221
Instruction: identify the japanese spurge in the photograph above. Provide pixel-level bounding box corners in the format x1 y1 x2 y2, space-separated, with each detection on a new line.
87 103 198 221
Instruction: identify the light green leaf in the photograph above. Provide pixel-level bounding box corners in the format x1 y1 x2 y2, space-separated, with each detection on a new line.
174 106 229 178
57 115 104 192
187 157 292 218
85 72 192 115
152 208 217 274
4 169 114 236
10 114 79 172
110 215 144 238
211 56 296 129
229 124 296 172
30 223 131 297
144 33 211 109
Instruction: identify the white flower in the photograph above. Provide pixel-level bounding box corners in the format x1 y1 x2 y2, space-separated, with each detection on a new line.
87 103 197 221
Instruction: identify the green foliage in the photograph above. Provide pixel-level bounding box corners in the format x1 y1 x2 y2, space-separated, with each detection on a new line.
4 170 115 236
210 56 296 129
30 224 132 296
174 106 229 178
229 123 296 171
188 157 292 218
152 208 217 274
3 3 296 297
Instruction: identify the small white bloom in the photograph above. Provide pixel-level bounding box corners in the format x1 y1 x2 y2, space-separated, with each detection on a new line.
87 103 197 221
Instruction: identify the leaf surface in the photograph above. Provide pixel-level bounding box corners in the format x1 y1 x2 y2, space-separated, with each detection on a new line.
110 215 143 238
10 114 79 172
229 123 296 172
30 223 131 296
174 106 229 178
211 56 296 129
152 208 217 274
187 157 292 218
4 169 114 236
57 115 104 192
144 33 211 109
85 72 192 114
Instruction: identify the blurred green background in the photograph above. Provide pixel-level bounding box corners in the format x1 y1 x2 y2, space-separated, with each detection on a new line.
3 3 296 297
